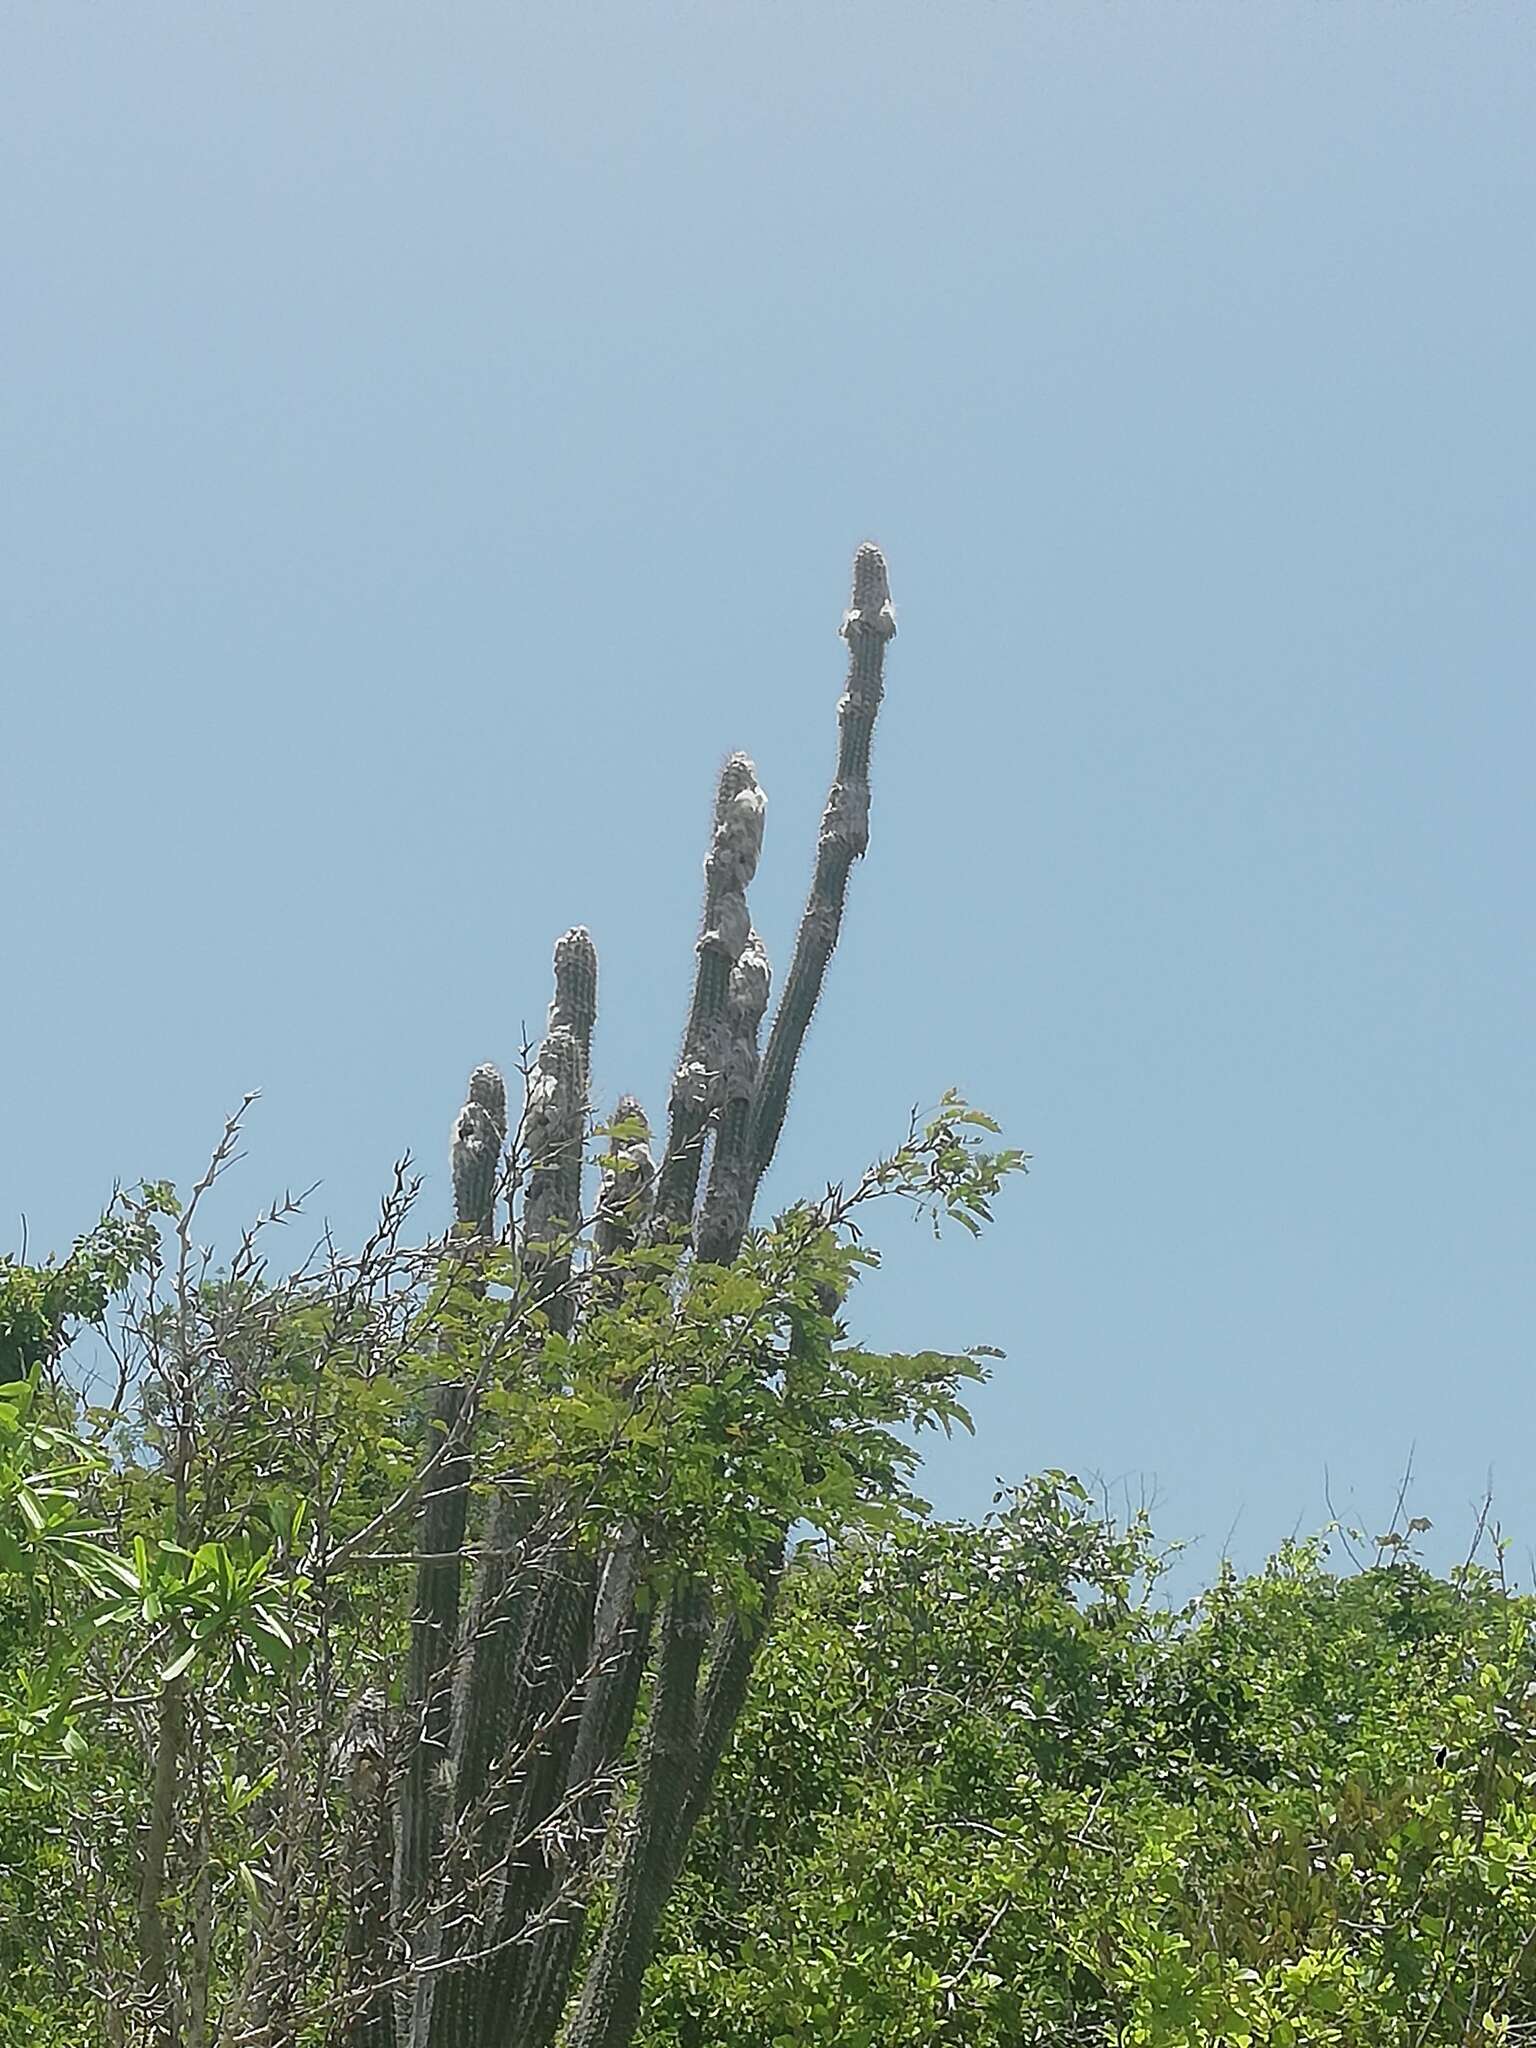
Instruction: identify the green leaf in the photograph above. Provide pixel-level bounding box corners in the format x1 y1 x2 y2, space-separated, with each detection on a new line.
159 1642 199 1685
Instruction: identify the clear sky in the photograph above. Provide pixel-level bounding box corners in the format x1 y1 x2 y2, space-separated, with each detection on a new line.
3 2 1532 1592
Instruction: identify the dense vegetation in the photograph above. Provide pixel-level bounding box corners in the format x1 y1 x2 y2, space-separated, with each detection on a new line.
7 546 1528 2044
6 1213 1534 2047
0 1111 1015 2048
647 1482 1536 2047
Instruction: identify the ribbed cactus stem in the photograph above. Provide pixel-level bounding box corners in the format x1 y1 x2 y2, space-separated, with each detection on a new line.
450 1063 507 1239
594 1095 656 1259
467 1061 507 1135
523 932 596 1335
394 1063 506 1953
338 1692 395 2048
551 926 598 1071
523 1029 585 1237
745 543 893 1191
655 753 766 1232
694 931 771 1266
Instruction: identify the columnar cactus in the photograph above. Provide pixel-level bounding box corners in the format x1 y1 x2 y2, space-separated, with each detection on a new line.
523 926 596 1291
384 545 895 2048
393 1064 510 1945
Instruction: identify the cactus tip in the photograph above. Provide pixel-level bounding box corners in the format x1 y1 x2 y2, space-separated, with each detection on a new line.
851 542 889 606
716 752 759 809
552 927 599 1041
842 543 895 642
467 1062 508 1141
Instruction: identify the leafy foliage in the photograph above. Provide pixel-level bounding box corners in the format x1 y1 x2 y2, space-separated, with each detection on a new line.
643 1481 1536 2047
0 1099 1022 2044
4 1188 1533 2047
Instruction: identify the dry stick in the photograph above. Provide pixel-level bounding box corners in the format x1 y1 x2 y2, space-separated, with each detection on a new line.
134 1100 257 2045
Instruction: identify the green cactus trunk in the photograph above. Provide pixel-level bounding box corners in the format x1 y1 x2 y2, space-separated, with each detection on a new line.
391 1064 508 2021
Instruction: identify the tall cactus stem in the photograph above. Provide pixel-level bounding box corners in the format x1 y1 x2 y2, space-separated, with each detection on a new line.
655 754 766 1232
563 1582 711 2048
551 926 598 1072
745 544 893 1193
450 1063 507 1241
694 931 771 1266
410 945 604 2034
394 1064 508 1954
522 930 596 1334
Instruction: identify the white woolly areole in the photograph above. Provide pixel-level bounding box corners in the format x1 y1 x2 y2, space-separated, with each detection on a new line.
730 932 771 1020
822 778 871 854
467 1063 508 1139
719 932 771 1102
454 1100 499 1151
840 598 897 641
716 751 759 806
700 891 751 960
706 781 766 892
524 1028 583 1150
670 1053 715 1114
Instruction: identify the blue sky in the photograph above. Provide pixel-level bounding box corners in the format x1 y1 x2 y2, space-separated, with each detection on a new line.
3 2 1532 1590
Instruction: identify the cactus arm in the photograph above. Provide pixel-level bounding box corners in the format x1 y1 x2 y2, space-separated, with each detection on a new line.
676 1554 782 1846
560 550 894 2047
438 1540 602 2045
562 1580 711 2048
654 756 766 1233
559 1547 782 2048
339 1694 398 2048
552 924 598 1060
393 1067 506 1942
513 1535 655 2048
692 931 771 1266
494 1094 660 2043
746 544 893 1193
420 938 605 2040
522 927 596 1333
451 1063 507 1239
